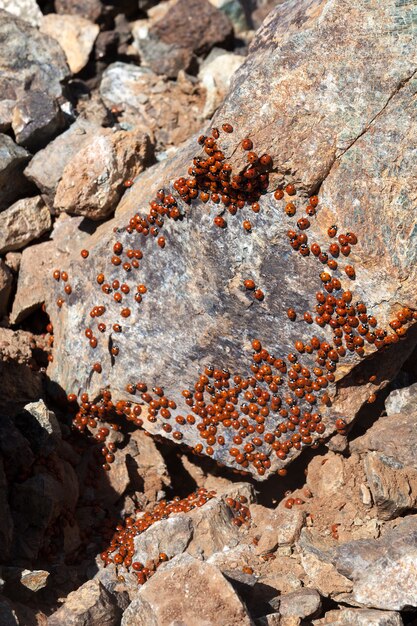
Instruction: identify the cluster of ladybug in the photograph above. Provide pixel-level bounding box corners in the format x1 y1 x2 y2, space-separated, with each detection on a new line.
99 488 250 583
54 123 416 483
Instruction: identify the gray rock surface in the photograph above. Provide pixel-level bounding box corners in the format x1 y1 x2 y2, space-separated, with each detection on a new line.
0 11 70 130
0 0 43 27
11 91 65 151
24 118 99 208
279 588 322 619
43 0 417 478
0 134 31 211
121 556 254 626
133 515 193 564
363 450 417 520
331 516 417 610
0 196 52 254
47 580 122 626
385 381 417 415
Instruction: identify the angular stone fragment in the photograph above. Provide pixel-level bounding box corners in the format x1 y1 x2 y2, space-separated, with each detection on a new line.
312 608 403 626
279 588 322 620
12 91 65 151
199 51 245 118
0 196 51 254
53 128 153 219
121 557 253 626
24 118 99 207
47 580 121 626
54 0 103 22
15 400 61 455
19 569 50 592
133 515 193 564
385 381 417 415
331 516 417 610
136 0 234 76
10 215 92 324
0 0 43 27
363 451 417 520
0 134 31 210
100 62 205 152
40 14 99 74
0 259 12 318
0 12 70 129
350 411 417 471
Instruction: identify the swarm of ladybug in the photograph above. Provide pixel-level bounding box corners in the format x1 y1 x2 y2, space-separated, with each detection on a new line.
51 124 416 581
99 488 250 584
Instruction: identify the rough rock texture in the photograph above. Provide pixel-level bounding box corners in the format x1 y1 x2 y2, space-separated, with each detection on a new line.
133 516 193 564
47 580 122 626
100 62 206 152
121 557 254 626
24 118 100 208
0 11 70 130
0 134 32 211
53 128 154 219
0 196 52 254
54 0 103 22
385 380 417 415
11 215 92 324
40 14 99 74
0 259 12 318
11 91 65 151
363 450 417 520
135 0 234 77
44 0 417 478
331 516 417 610
313 608 404 626
279 588 321 620
198 51 245 118
0 0 43 27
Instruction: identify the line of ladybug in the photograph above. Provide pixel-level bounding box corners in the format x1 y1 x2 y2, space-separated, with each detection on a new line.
49 124 416 581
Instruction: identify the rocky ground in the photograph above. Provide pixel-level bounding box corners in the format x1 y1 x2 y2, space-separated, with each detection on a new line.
0 0 417 625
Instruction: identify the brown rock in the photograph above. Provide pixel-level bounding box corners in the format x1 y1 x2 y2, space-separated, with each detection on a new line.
53 128 154 219
99 62 205 152
0 259 12 318
0 196 51 254
198 51 245 118
10 214 92 324
306 453 345 499
24 118 99 208
151 0 233 57
135 0 234 76
47 580 121 626
121 557 254 626
313 608 403 625
54 0 103 22
40 14 99 74
47 0 417 479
